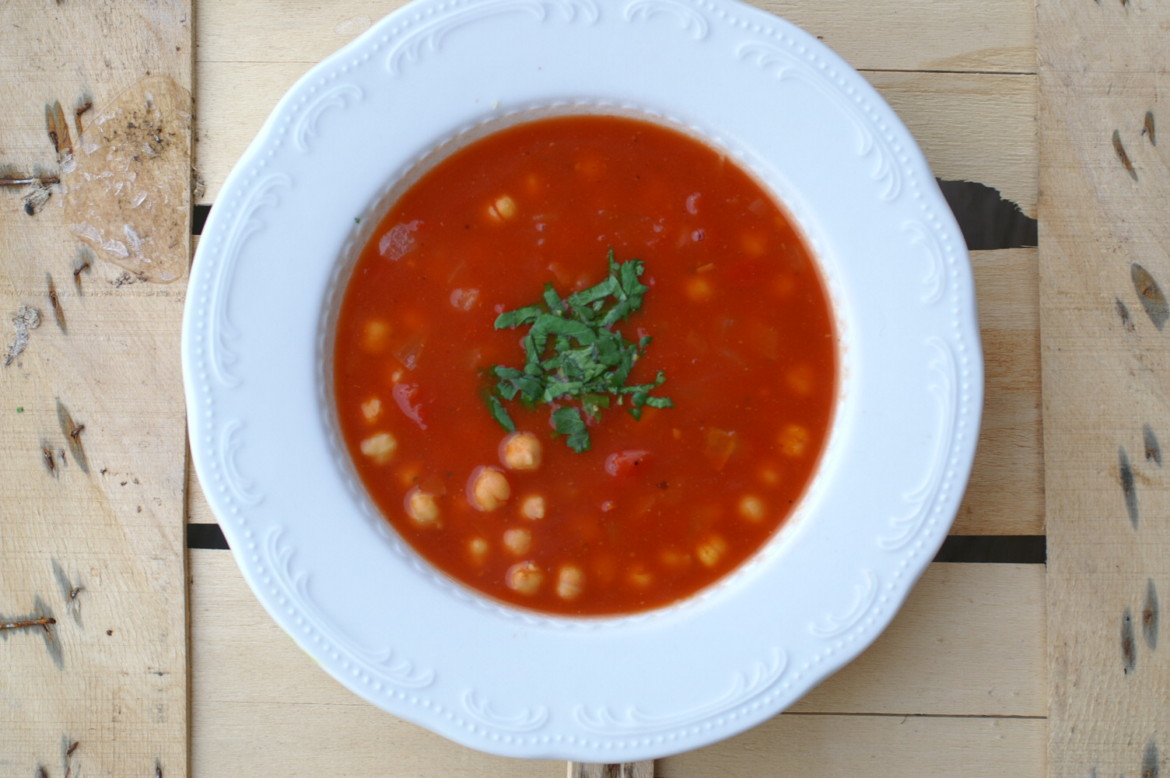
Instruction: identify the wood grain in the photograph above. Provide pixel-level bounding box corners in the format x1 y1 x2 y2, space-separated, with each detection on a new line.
190 550 1042 773
957 248 1043 535
189 553 560 778
1039 0 1170 776
569 762 654 778
0 2 192 776
792 563 1044 717
192 2 1038 210
180 1 1048 774
759 0 1035 74
193 66 1037 212
190 0 1034 74
870 72 1037 218
656 713 1044 778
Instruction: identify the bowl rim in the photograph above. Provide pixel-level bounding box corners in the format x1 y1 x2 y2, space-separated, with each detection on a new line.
182 0 982 761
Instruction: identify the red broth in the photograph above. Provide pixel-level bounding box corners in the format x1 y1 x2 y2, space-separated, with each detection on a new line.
333 114 836 616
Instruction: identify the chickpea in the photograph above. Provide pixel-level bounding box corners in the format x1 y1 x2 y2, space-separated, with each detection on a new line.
758 464 781 486
468 466 511 511
487 194 518 222
360 397 382 422
361 319 390 353
786 365 815 397
396 463 422 488
502 527 532 556
556 565 585 600
405 487 440 528
627 564 653 589
696 534 728 568
741 231 767 256
506 561 543 595
519 494 546 521
359 432 397 464
773 273 797 298
685 276 713 303
738 495 766 522
779 424 811 457
468 537 490 565
659 548 692 571
500 431 542 471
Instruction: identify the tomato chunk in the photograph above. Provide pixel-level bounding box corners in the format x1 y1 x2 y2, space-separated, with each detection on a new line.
392 382 427 430
605 449 652 477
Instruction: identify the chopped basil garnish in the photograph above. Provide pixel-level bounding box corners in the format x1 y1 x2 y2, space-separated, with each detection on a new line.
486 249 672 452
485 394 516 433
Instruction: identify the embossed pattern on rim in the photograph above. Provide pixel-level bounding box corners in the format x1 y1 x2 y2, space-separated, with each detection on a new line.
182 0 981 761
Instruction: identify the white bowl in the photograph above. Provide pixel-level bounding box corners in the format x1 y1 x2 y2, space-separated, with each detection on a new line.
183 0 981 762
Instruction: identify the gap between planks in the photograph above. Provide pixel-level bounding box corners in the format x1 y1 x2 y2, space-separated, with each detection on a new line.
188 549 1044 776
568 762 653 778
192 66 1038 219
184 246 1043 537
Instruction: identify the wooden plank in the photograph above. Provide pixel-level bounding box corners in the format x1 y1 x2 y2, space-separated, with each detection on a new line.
760 0 1035 75
188 550 562 777
192 697 562 778
869 72 1037 218
792 563 1044 717
1039 1 1170 776
189 1 1043 537
191 0 1033 75
191 2 1038 209
190 550 1043 773
193 64 1036 211
655 713 1044 778
956 248 1043 535
0 2 193 776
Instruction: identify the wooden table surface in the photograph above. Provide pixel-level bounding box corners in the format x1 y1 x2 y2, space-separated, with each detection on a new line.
2 1 1164 776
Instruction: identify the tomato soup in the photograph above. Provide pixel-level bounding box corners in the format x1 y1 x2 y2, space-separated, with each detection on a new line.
333 114 836 616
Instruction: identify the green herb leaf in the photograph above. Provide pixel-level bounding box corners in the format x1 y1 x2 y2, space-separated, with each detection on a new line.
530 315 597 346
541 284 563 313
488 250 673 451
566 275 619 309
486 394 516 433
551 406 591 453
495 304 543 329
